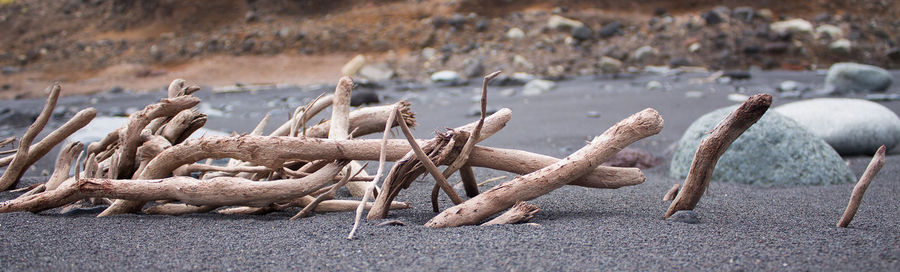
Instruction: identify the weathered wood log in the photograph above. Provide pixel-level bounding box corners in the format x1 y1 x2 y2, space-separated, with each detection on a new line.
481 201 540 225
426 108 664 227
837 145 887 228
664 94 771 219
0 161 349 214
2 85 63 190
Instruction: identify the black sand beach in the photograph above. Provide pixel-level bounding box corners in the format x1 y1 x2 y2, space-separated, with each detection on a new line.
1 71 899 271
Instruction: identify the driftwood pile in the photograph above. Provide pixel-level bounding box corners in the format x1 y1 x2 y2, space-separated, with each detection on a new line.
0 72 887 239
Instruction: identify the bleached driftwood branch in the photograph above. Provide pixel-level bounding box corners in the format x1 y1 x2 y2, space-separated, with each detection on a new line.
426 108 664 227
481 201 540 225
664 94 771 219
837 145 887 228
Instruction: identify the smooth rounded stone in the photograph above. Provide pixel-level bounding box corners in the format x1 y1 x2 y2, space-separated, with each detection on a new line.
597 21 622 38
670 105 856 186
506 28 525 39
823 62 893 95
646 80 663 91
632 45 657 61
571 25 593 40
341 54 366 76
816 24 843 39
358 64 394 81
350 90 379 106
770 18 813 36
521 79 556 96
829 39 852 54
774 98 900 155
585 111 601 118
666 210 700 224
462 57 484 78
430 70 460 83
777 80 810 93
547 15 583 29
598 56 623 73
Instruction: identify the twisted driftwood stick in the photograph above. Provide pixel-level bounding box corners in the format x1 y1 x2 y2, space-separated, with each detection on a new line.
1 85 96 191
426 108 664 227
664 94 771 219
0 161 349 214
482 201 540 225
837 145 886 227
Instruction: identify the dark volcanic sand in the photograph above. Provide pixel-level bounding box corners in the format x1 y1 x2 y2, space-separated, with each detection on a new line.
1 71 899 271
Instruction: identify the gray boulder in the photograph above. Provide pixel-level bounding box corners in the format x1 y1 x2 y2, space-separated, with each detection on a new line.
823 62 893 95
670 105 855 186
774 98 900 155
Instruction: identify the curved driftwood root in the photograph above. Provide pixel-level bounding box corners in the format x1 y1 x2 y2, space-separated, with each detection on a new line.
664 94 771 219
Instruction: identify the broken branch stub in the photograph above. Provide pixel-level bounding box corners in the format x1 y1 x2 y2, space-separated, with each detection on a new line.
664 93 772 219
426 108 664 227
114 95 201 179
482 201 540 226
837 145 887 228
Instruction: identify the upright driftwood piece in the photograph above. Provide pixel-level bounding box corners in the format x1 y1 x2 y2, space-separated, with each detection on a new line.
664 93 771 219
1 85 61 191
837 145 886 228
426 108 664 227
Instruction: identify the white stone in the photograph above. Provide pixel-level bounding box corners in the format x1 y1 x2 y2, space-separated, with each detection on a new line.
521 79 556 96
774 98 900 155
688 42 701 52
816 24 843 39
421 47 437 59
358 64 395 81
646 81 663 91
513 55 533 69
632 45 658 61
770 18 813 36
506 28 525 39
829 39 852 54
727 93 749 102
598 56 623 73
430 70 460 83
340 54 366 76
547 15 584 29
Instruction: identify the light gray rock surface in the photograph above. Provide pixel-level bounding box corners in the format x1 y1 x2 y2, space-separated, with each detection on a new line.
670 105 856 186
823 62 893 95
774 98 900 155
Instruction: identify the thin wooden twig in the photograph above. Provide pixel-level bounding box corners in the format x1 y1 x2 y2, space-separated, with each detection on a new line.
292 164 366 219
664 94 771 219
663 183 681 201
837 145 887 228
0 136 15 148
349 104 398 240
395 107 464 208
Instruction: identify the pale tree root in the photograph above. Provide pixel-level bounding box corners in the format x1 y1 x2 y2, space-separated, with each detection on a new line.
664 94 771 219
837 145 887 228
0 161 348 214
425 108 664 227
481 201 540 226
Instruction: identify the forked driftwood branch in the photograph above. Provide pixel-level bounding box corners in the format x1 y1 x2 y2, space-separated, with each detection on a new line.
837 145 886 228
664 94 771 219
426 108 664 227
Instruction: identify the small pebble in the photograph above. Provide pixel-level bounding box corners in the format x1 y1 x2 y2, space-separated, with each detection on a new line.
586 111 601 118
727 93 750 102
685 91 704 98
